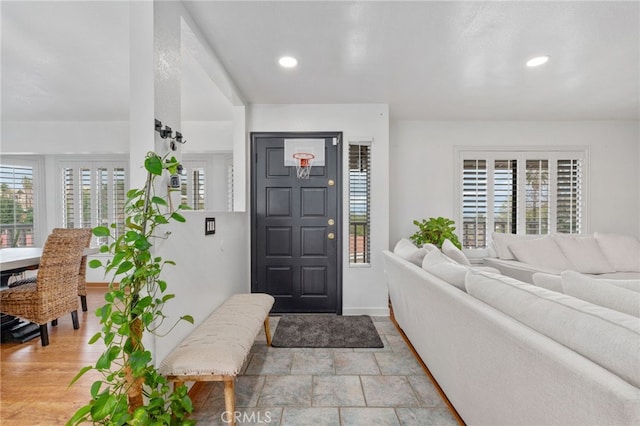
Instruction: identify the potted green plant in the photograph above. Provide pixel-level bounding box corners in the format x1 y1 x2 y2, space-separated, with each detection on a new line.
68 152 195 425
409 216 462 249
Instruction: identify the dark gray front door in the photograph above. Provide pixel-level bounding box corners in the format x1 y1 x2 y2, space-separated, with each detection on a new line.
251 132 342 313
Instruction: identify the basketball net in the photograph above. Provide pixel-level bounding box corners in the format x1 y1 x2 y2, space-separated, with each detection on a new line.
293 153 314 179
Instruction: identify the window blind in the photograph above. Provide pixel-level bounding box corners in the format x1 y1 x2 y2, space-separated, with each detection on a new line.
349 144 371 264
458 149 585 249
462 159 487 249
0 164 36 247
61 163 127 244
556 159 582 233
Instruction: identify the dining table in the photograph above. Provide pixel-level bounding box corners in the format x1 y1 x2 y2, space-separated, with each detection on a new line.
0 246 98 287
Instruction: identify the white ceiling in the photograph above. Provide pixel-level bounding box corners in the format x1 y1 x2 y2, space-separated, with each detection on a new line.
2 1 639 122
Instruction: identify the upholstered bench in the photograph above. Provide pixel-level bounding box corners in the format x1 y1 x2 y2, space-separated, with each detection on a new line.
158 293 274 423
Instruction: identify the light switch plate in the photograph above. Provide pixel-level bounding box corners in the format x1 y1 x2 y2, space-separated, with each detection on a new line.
205 217 215 235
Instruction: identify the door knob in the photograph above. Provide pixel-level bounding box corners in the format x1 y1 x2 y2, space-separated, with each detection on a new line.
328 233 335 240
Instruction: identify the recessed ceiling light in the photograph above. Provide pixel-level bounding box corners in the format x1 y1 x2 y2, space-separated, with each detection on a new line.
279 56 298 68
526 56 549 67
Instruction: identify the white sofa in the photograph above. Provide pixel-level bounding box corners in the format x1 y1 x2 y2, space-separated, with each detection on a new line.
484 232 640 284
383 243 640 426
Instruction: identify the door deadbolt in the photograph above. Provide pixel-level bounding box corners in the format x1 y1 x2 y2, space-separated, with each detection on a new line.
328 219 335 226
328 232 335 240
328 179 335 187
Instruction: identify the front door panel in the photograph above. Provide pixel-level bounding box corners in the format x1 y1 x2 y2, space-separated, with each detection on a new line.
251 132 342 313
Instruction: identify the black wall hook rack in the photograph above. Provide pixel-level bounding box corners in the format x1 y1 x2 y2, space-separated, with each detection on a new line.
154 119 187 150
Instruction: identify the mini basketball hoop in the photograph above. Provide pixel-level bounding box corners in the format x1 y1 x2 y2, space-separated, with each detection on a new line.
293 152 315 179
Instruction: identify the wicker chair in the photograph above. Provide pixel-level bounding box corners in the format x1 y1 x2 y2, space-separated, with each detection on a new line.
9 228 93 312
53 228 93 312
0 231 87 346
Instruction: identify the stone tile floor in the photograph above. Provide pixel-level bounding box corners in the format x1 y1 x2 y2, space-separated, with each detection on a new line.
190 316 459 425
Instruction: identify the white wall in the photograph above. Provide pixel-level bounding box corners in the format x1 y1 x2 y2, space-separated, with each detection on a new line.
250 104 390 316
389 120 640 245
1 121 129 154
154 211 249 362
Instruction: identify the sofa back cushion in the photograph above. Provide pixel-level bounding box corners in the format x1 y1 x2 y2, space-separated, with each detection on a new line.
531 272 564 293
465 270 640 388
393 238 428 266
491 232 539 260
561 271 640 317
441 239 471 266
422 250 468 291
594 232 640 272
508 236 572 272
552 235 615 274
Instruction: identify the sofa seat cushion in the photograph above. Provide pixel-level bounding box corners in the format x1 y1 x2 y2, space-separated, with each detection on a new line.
594 232 640 272
465 270 640 388
561 271 640 317
508 236 572 272
552 234 615 274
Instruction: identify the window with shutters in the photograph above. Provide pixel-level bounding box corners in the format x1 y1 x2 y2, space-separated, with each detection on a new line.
59 159 128 245
457 148 587 250
180 161 206 210
0 162 38 247
181 154 234 211
349 143 371 265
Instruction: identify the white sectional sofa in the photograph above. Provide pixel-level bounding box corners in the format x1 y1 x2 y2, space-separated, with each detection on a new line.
484 232 640 284
383 240 640 426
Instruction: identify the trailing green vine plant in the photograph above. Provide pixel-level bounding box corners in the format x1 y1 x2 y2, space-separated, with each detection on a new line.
410 216 462 249
68 152 195 425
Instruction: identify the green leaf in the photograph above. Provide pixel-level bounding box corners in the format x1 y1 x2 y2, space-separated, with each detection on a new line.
90 393 118 421
68 365 93 388
170 212 186 223
88 259 102 269
115 261 134 275
158 280 167 292
88 332 102 345
151 196 167 206
134 237 151 251
93 226 110 237
67 404 92 426
145 154 163 176
90 381 102 399
181 315 195 324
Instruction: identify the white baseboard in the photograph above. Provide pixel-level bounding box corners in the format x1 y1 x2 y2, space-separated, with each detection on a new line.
342 307 390 316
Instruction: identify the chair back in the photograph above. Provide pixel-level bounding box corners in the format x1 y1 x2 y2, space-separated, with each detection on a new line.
52 228 93 293
36 232 87 295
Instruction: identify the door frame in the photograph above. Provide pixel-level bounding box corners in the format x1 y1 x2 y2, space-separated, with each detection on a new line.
250 131 343 314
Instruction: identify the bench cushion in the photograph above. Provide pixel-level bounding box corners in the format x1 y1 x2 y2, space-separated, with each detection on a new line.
158 293 274 377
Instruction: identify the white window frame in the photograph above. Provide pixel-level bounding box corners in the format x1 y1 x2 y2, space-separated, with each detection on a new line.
0 156 46 246
455 146 589 256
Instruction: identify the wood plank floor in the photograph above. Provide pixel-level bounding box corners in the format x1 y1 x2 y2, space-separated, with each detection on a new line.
1 287 107 425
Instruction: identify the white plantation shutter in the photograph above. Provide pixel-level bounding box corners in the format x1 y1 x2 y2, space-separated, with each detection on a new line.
60 160 128 245
556 159 583 233
349 144 371 264
525 160 549 235
458 149 586 249
493 160 517 234
462 159 487 249
180 161 206 210
0 164 36 247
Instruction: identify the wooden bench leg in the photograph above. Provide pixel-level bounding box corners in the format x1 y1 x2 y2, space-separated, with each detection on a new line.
173 380 184 392
224 378 236 426
263 317 272 346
